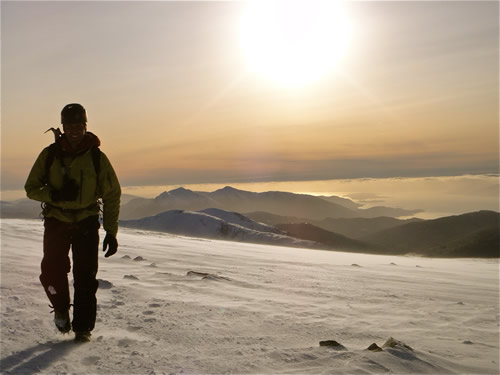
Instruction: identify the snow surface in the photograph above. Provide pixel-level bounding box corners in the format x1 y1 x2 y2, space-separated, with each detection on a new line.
1 218 499 374
199 208 284 235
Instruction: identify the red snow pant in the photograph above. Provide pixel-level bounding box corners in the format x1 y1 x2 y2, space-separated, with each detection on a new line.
40 215 100 332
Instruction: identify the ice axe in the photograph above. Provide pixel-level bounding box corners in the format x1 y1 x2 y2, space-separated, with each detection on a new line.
44 127 62 142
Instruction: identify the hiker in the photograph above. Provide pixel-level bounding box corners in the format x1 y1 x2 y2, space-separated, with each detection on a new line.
25 103 121 343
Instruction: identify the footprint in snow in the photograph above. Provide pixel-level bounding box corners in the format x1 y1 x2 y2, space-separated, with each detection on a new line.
127 325 142 332
117 338 136 348
81 356 100 365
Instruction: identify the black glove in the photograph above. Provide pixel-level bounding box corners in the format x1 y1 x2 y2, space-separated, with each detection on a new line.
51 179 79 202
103 232 118 258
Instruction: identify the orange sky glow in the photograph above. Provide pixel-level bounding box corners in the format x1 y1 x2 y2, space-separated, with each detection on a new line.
1 1 498 211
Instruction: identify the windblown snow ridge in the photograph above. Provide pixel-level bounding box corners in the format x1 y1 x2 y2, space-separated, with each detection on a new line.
120 209 318 249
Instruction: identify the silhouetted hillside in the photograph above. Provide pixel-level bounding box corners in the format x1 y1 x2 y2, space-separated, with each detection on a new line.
246 211 421 239
314 217 423 239
121 194 142 205
245 211 309 226
276 223 373 252
203 187 357 220
121 187 362 220
431 226 499 257
0 199 40 219
362 211 500 257
356 206 424 218
319 195 423 217
318 195 362 210
120 188 217 220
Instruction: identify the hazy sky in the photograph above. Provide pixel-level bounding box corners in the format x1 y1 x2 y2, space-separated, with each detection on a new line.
1 0 499 193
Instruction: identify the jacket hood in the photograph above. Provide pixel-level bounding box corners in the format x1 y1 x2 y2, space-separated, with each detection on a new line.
57 131 101 156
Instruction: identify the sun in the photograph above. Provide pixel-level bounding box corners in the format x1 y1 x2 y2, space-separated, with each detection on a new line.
240 0 352 88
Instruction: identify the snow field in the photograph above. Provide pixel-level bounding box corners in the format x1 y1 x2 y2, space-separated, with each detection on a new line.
1 219 499 374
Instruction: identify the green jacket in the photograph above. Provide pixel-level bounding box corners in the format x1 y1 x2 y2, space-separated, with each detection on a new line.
25 132 121 235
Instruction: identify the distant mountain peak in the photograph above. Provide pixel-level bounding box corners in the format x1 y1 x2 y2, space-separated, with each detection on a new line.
213 186 250 196
218 186 240 192
156 191 170 200
169 187 193 194
156 187 199 200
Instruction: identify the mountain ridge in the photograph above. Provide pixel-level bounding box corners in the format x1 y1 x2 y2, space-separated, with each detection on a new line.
120 186 421 220
361 210 499 257
120 209 319 249
276 223 373 252
245 211 423 239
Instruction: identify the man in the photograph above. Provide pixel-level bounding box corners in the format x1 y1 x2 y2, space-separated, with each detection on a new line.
25 103 121 343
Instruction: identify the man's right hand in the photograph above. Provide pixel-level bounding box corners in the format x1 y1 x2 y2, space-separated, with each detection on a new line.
51 179 79 202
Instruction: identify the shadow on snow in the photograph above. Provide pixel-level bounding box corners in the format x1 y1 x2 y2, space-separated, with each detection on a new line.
0 339 74 374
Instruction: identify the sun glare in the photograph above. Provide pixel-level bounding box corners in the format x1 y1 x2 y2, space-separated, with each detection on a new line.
240 0 352 88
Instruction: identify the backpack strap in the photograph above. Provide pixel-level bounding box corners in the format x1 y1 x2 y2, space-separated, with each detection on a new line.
91 146 101 177
43 143 58 185
91 147 102 198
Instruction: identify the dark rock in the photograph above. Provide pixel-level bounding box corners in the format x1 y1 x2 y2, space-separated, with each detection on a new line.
186 271 231 282
382 337 413 351
319 340 347 350
367 343 383 352
202 274 231 282
97 279 113 289
187 271 210 277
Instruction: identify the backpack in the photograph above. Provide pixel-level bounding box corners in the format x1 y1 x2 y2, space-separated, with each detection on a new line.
44 143 101 184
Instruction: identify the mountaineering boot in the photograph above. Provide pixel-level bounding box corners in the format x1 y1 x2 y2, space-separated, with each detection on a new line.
54 309 71 333
74 331 91 343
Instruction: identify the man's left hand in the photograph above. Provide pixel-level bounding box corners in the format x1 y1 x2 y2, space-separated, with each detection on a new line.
103 233 118 258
